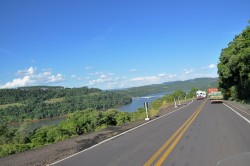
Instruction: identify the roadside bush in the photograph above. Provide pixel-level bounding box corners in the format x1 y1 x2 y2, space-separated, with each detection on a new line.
115 112 131 125
0 144 30 157
31 126 49 147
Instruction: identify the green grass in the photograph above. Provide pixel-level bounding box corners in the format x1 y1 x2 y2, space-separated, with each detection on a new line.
0 103 24 109
44 97 64 104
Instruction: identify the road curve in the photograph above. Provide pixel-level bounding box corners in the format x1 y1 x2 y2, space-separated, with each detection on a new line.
52 100 250 166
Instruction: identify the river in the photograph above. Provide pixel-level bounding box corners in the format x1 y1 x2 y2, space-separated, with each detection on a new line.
117 94 164 112
13 93 166 131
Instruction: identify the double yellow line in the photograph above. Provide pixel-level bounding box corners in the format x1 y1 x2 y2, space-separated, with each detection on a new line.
144 100 207 166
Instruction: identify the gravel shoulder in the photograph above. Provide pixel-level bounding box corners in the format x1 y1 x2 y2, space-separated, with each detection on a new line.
0 101 192 166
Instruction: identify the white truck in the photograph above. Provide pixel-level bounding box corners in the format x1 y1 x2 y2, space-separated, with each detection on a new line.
196 90 206 100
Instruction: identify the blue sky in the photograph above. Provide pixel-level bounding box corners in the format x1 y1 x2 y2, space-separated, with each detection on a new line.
0 0 249 90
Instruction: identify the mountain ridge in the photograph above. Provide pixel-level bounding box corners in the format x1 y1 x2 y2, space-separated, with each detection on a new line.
114 77 218 97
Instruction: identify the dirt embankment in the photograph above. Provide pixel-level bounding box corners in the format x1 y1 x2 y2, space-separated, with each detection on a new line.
0 101 191 166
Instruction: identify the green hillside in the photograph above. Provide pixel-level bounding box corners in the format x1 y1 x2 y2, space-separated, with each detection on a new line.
114 77 218 97
0 87 132 123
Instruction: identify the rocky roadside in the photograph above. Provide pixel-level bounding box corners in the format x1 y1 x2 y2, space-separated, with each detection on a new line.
0 101 192 166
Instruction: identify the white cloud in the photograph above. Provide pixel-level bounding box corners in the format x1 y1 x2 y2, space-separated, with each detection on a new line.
183 69 194 75
88 77 112 85
128 76 160 86
85 66 94 70
0 67 65 89
88 71 114 77
87 71 115 86
130 69 137 72
71 75 77 78
86 71 180 89
100 74 108 79
169 74 177 78
158 73 177 78
208 64 216 69
202 64 217 70
158 73 166 77
88 71 103 76
46 74 64 83
0 76 32 89
84 68 217 90
17 67 36 75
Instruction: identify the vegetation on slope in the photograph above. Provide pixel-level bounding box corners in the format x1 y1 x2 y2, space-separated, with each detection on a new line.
0 89 196 157
0 87 132 123
218 22 250 102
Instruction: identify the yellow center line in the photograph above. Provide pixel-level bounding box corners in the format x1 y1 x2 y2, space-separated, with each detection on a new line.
225 102 250 116
155 100 206 165
144 100 207 166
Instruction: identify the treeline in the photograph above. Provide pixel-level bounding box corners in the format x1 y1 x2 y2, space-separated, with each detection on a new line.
115 78 218 97
0 89 195 157
0 86 101 105
218 22 250 102
0 86 132 123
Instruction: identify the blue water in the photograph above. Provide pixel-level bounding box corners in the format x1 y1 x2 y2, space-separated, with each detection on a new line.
117 94 164 112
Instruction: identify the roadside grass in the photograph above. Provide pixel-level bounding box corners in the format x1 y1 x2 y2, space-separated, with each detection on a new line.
0 103 24 109
149 97 194 117
44 97 64 104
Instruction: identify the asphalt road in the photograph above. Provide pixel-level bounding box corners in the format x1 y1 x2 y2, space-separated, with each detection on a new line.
52 99 250 166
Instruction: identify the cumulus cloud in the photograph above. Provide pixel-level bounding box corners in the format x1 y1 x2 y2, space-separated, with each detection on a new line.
16 67 36 75
86 70 180 89
46 73 64 83
0 67 65 89
87 71 115 86
129 73 178 86
0 76 32 89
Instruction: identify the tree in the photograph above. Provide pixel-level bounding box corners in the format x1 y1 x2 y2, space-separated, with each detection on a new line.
218 22 250 101
187 87 198 98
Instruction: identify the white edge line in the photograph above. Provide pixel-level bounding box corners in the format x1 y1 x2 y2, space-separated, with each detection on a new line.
50 101 193 165
216 152 250 166
223 103 250 125
224 102 250 116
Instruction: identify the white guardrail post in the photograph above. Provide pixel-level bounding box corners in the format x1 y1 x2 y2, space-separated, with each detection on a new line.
174 98 178 108
144 102 150 121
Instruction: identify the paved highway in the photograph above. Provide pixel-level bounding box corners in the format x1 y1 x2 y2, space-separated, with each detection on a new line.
52 99 250 166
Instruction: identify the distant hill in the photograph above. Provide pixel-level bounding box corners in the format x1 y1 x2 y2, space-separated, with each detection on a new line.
114 77 218 97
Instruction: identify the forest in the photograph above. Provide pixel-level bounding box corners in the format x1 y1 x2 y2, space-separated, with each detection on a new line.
0 89 196 157
0 86 132 123
218 22 250 102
